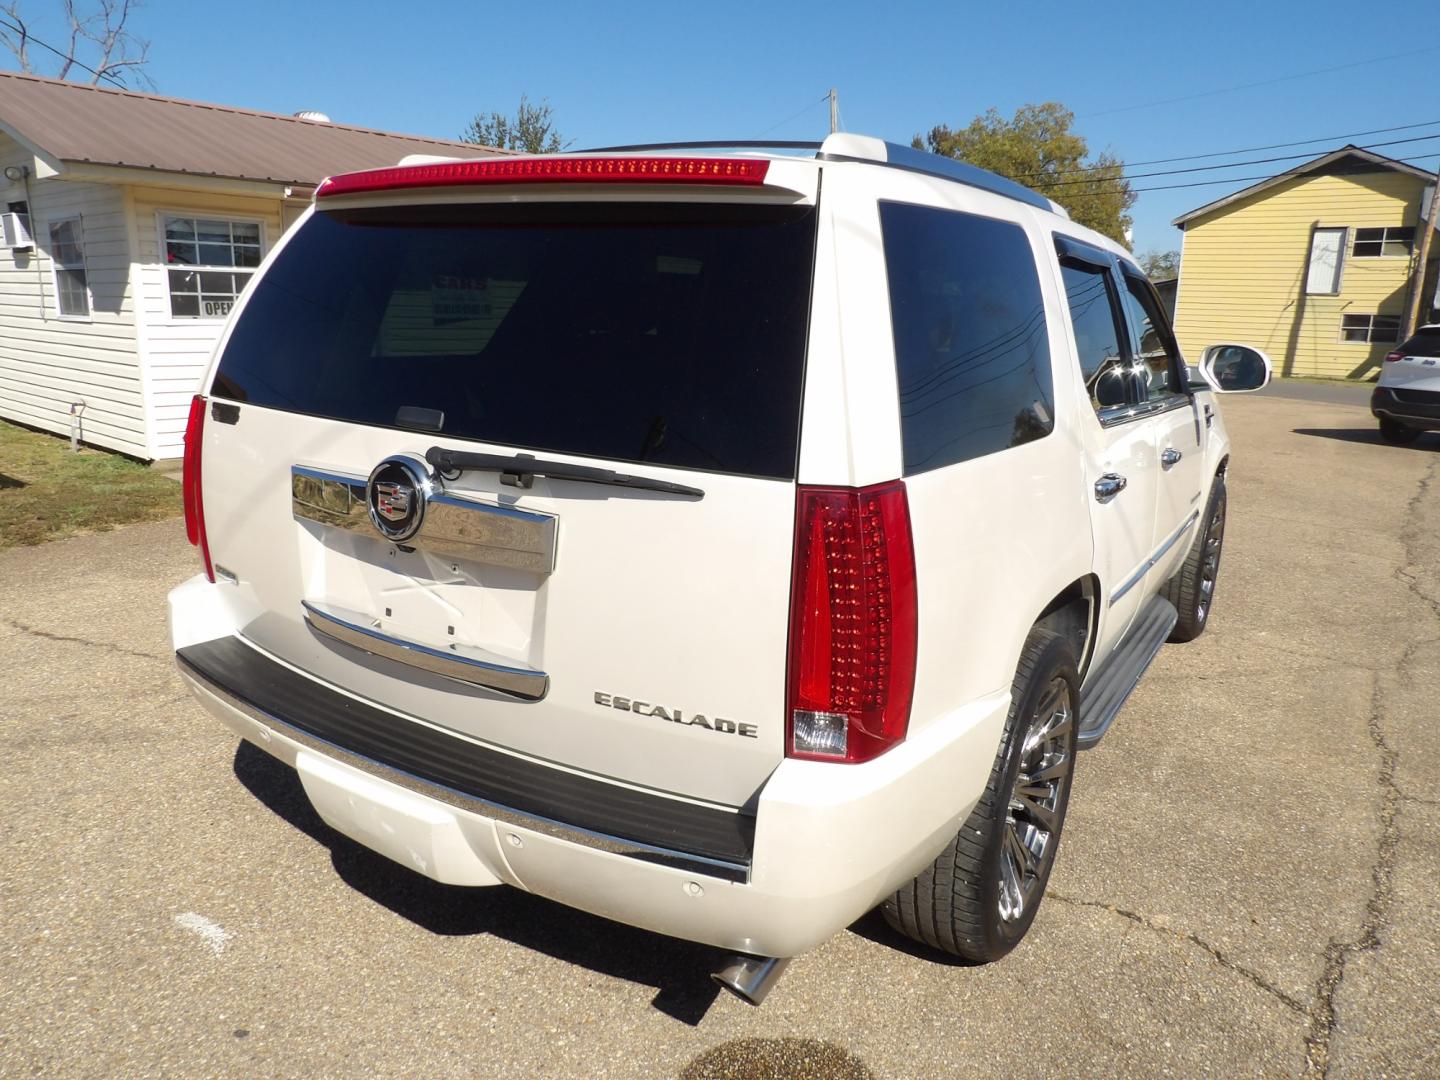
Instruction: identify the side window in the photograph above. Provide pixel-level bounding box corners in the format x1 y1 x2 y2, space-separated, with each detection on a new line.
879 201 1053 473
1059 261 1132 413
48 217 90 318
1353 227 1413 259
164 215 263 319
1118 272 1186 399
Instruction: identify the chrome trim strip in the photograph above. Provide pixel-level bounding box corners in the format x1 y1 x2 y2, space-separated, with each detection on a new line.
291 464 558 574
416 492 557 573
302 600 550 701
1109 509 1201 606
176 655 749 882
291 465 368 530
1098 395 1192 429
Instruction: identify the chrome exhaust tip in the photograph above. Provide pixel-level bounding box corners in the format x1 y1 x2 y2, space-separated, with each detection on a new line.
710 954 791 1006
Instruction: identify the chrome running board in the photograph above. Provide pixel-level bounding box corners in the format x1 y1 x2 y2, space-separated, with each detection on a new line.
1077 595 1177 750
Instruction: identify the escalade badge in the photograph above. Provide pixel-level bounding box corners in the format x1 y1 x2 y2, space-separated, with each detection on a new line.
366 456 432 543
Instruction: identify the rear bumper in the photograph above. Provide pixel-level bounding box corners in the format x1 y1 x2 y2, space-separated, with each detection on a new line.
169 576 1008 957
1371 386 1440 428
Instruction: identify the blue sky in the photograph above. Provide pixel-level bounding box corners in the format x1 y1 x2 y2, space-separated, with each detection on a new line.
8 0 1439 252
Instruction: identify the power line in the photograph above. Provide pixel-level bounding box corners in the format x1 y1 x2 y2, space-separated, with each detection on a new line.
1078 45 1440 119
1059 152 1440 199
755 94 829 138
1006 118 1440 180
1041 131 1440 188
0 17 130 90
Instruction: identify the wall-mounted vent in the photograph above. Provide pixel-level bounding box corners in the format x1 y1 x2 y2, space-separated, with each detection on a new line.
1 211 32 250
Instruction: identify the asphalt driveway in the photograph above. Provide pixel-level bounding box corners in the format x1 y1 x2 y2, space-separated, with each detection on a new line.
2 394 1436 1078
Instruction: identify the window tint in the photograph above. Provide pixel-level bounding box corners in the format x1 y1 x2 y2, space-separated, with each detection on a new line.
1118 272 1185 398
1399 328 1440 356
879 202 1052 473
1059 261 1131 412
214 202 817 479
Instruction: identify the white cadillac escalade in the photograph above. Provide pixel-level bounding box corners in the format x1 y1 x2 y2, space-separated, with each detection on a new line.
168 134 1269 1004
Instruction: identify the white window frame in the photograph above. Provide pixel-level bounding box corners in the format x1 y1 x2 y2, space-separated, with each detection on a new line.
1305 227 1346 295
1339 313 1401 345
1351 226 1414 259
48 215 91 320
157 211 267 321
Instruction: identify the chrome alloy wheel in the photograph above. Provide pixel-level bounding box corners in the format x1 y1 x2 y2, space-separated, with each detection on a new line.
1197 495 1227 622
999 678 1073 924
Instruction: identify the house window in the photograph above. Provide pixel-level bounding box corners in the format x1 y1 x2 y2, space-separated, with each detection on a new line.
163 216 262 318
1305 228 1346 294
1352 227 1414 258
49 218 89 317
1341 313 1401 344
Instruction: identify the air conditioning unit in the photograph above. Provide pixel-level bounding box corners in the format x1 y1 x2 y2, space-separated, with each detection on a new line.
2 211 33 250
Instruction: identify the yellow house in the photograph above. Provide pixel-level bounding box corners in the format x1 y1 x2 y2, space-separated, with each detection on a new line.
1172 145 1438 380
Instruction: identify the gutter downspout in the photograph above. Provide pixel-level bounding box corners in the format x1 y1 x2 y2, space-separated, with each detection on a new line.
21 167 46 322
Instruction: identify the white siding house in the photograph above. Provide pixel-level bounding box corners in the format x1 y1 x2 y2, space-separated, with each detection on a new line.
0 134 144 453
0 72 498 459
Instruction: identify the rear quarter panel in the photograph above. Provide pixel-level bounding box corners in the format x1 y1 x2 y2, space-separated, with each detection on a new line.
815 166 1095 732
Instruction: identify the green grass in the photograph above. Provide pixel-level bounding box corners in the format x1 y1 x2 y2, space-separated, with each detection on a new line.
0 420 182 549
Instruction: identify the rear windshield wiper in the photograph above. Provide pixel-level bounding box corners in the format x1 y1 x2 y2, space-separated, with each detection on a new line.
426 447 705 499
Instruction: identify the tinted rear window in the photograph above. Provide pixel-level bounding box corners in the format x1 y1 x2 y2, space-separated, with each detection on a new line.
213 202 817 479
1400 328 1440 355
879 201 1053 474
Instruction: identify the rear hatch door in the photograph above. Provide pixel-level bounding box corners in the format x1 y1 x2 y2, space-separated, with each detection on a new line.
200 176 819 808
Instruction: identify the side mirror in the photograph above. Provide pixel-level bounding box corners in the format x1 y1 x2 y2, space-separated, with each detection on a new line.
1199 344 1272 393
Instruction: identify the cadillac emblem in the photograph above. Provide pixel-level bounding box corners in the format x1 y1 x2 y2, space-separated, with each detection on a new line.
366 456 431 542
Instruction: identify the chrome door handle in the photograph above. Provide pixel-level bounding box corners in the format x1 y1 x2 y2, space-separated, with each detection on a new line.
1094 473 1127 502
1161 447 1183 469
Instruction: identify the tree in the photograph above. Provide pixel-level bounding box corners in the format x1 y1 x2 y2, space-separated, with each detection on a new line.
460 94 566 154
0 0 152 88
1137 249 1181 279
913 103 1135 244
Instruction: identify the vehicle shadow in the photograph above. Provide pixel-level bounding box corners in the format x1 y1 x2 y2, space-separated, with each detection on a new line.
845 908 980 967
231 741 724 1025
1293 427 1440 451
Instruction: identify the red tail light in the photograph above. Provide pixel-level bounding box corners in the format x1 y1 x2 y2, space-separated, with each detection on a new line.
182 394 214 583
316 156 771 199
786 481 917 764
1385 351 1405 362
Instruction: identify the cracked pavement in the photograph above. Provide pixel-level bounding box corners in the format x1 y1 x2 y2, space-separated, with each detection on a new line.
2 394 1437 1078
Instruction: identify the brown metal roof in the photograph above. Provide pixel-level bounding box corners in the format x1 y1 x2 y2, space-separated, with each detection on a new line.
0 71 501 187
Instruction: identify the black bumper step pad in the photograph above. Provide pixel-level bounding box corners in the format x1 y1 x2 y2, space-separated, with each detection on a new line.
177 637 755 872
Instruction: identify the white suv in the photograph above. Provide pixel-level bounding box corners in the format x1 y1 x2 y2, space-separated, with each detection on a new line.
169 134 1268 1004
1373 324 1440 443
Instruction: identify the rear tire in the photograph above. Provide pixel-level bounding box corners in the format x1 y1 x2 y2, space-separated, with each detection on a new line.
881 627 1078 963
1379 418 1421 445
1162 478 1227 643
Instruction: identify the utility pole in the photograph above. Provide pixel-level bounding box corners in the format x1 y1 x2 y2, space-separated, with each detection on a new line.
829 88 838 134
1402 160 1440 339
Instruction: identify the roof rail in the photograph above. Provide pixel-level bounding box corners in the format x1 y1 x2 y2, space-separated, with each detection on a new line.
817 134 1052 211
575 134 1053 212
